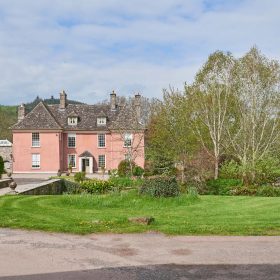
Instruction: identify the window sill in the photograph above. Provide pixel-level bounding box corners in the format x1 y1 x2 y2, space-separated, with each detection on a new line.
31 146 41 148
98 146 106 149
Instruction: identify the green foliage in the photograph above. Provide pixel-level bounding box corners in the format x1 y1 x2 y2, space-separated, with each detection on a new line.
220 161 241 179
80 179 112 194
139 176 180 198
63 180 83 194
118 160 135 177
205 178 242 195
231 185 280 197
108 176 143 190
74 172 86 183
0 156 4 178
132 166 144 177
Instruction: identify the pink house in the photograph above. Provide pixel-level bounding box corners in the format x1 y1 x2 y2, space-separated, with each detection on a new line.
11 91 145 174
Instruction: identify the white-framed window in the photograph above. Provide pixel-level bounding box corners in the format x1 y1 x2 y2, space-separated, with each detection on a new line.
68 133 76 148
98 155 106 168
68 154 76 168
32 132 40 147
124 133 132 147
97 117 106 126
32 154 40 168
68 117 78 125
98 134 106 148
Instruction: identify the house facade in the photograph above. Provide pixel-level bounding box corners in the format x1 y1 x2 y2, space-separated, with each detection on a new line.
11 91 145 174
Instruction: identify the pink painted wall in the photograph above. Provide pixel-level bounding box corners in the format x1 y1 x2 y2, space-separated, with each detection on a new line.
62 132 145 172
13 132 61 173
13 131 145 173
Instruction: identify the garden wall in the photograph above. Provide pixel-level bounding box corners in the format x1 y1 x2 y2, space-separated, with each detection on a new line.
0 178 12 189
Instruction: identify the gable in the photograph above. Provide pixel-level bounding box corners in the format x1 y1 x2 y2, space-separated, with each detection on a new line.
11 102 62 130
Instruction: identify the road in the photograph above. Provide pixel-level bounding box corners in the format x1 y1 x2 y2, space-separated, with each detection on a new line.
0 228 279 279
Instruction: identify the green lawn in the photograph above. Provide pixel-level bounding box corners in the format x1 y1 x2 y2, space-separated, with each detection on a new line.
0 191 279 235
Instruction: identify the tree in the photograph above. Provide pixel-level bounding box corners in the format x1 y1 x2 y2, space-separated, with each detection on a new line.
186 51 235 179
147 88 199 182
226 47 280 184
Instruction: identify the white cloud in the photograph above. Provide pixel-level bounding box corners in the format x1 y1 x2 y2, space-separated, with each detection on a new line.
0 0 279 104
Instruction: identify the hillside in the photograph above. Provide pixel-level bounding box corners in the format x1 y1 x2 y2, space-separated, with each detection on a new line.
0 97 84 142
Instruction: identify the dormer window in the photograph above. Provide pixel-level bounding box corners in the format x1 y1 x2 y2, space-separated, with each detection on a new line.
97 117 106 126
68 117 78 126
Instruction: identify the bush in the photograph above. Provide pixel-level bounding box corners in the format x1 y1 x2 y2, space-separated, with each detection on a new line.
231 185 280 197
118 160 135 177
80 179 112 194
139 176 180 198
0 156 4 179
220 161 241 180
133 166 144 177
63 180 83 194
205 178 242 195
108 176 142 189
74 172 86 183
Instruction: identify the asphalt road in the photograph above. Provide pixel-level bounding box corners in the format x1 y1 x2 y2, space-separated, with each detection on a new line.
1 264 280 280
1 229 280 279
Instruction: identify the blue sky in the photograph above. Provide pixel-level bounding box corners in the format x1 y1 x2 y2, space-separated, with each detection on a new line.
0 0 279 105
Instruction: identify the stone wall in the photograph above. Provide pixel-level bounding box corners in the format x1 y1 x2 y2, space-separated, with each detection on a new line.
0 178 12 189
20 179 64 195
0 146 12 172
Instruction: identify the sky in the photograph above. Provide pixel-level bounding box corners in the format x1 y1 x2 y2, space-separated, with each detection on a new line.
0 0 279 105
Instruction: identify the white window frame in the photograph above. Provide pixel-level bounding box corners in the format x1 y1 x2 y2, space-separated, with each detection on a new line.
98 134 106 148
124 133 132 147
68 117 78 126
32 154 40 169
32 132 40 147
98 155 106 169
68 133 76 148
97 117 106 126
68 154 76 168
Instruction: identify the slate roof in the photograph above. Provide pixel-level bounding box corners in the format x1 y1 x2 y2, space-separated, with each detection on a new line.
11 101 144 131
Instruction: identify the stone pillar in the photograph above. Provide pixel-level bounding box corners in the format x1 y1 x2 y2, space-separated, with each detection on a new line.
60 90 67 110
18 104 26 121
110 90 117 111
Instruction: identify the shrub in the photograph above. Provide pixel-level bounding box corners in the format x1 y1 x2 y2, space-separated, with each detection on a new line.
80 179 112 194
220 160 241 179
231 185 280 197
63 180 83 194
133 166 144 177
109 176 143 190
139 176 180 198
0 156 4 179
74 172 86 183
118 160 135 177
205 178 242 195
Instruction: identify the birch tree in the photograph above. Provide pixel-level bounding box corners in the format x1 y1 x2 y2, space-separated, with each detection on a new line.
227 47 280 183
186 51 235 179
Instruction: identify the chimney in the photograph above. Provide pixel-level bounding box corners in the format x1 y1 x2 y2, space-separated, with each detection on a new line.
110 90 117 111
18 104 26 121
134 93 141 121
60 90 67 110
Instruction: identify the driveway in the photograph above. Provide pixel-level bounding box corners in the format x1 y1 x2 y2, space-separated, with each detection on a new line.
0 229 279 279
